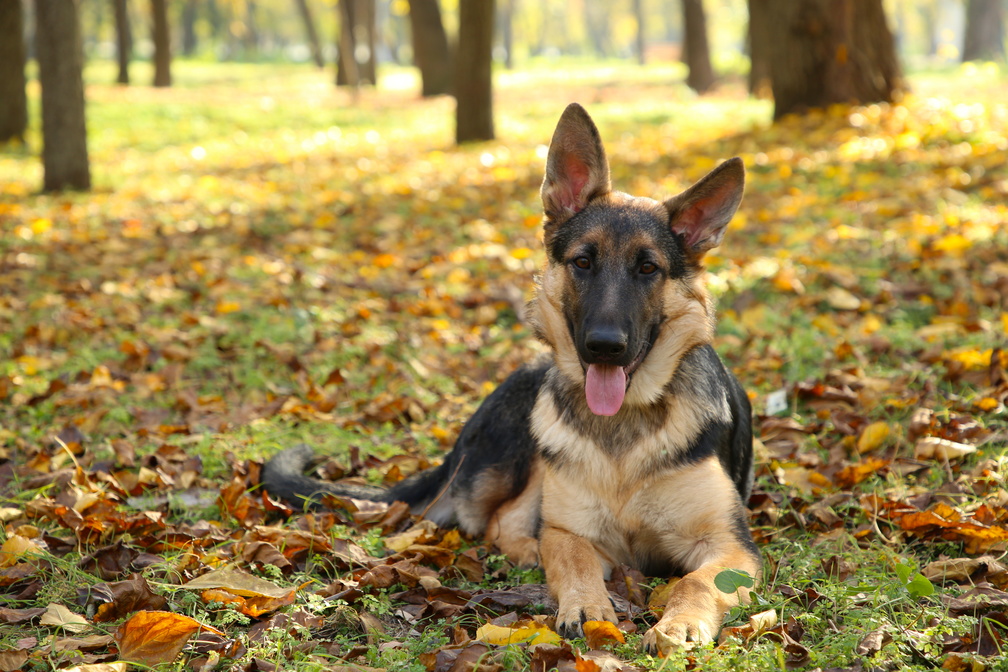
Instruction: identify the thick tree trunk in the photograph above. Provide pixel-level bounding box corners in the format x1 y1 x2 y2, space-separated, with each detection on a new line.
455 0 494 143
963 0 1005 62
682 0 714 93
359 0 376 83
294 0 325 68
151 0 171 86
747 8 770 95
748 0 902 121
336 0 358 86
113 0 130 84
35 0 91 191
0 0 29 143
336 0 375 86
408 0 453 96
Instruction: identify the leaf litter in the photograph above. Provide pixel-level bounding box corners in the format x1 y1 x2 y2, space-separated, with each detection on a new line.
0 64 1008 670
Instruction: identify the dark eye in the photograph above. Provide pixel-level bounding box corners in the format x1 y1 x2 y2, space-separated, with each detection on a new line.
573 256 591 270
639 262 657 275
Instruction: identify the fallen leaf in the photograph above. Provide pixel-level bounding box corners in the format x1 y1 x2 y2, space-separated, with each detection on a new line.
114 610 223 667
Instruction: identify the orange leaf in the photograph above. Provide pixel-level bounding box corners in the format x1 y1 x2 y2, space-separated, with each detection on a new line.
575 657 602 672
114 610 222 667
582 620 626 649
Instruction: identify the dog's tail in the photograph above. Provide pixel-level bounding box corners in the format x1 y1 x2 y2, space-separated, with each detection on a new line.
261 444 388 509
261 444 453 514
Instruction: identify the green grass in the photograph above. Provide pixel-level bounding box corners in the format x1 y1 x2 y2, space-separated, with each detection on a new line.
1 59 1007 670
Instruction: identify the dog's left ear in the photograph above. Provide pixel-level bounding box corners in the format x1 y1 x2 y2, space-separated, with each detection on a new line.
541 103 611 227
665 157 745 256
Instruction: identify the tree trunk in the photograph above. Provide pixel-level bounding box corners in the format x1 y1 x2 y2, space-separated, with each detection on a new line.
35 0 91 191
747 8 770 95
336 0 358 86
0 0 29 143
682 0 714 93
359 0 376 83
963 0 1005 62
748 0 902 121
151 0 171 86
456 0 494 143
244 0 259 54
112 0 130 84
408 0 453 95
181 0 198 57
584 3 611 56
498 0 514 69
633 0 646 65
295 0 325 68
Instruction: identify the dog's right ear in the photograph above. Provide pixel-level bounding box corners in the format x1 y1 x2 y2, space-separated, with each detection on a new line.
541 103 611 227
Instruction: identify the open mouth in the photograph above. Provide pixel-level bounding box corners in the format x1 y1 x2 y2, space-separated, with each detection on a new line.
581 324 659 416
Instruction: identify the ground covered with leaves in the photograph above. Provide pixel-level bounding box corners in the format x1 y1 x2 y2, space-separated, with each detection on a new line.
1 61 1007 671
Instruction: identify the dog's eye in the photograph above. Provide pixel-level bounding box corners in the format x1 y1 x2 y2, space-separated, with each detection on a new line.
573 257 591 270
639 262 657 275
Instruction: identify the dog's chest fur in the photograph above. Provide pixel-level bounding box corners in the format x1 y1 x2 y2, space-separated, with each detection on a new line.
530 348 735 574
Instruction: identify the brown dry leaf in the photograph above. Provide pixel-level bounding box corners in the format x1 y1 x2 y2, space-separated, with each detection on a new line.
834 458 889 489
183 567 290 598
114 610 222 667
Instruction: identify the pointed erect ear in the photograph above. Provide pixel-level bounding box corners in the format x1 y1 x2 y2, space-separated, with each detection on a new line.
540 103 611 225
665 157 745 256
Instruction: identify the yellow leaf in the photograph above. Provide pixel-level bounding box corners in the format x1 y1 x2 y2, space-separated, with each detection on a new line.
215 301 241 314
0 534 43 568
933 233 972 255
510 247 533 260
857 422 890 454
31 218 52 234
975 397 1000 412
748 609 778 634
826 287 861 311
475 621 561 646
41 604 90 633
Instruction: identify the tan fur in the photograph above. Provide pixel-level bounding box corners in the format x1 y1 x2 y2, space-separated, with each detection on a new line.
531 381 724 486
540 455 759 653
527 267 583 385
484 460 543 568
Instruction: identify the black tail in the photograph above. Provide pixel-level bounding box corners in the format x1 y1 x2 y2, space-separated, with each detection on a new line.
261 444 452 512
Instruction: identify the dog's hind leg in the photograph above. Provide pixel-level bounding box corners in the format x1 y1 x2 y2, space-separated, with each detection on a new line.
484 459 543 567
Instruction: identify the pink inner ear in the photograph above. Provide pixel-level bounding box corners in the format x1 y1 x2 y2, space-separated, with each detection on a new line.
674 197 714 248
560 155 590 212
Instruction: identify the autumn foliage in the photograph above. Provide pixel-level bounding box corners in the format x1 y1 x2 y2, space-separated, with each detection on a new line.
0 63 1006 670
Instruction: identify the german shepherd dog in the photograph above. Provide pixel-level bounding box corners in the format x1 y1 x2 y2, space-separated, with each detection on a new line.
263 103 760 653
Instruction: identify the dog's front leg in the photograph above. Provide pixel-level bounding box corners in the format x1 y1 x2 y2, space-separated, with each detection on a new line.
641 547 760 654
540 524 617 638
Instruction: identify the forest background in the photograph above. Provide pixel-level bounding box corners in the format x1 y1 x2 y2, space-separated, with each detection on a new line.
0 1 1007 671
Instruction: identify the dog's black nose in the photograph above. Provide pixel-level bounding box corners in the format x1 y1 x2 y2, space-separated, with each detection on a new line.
585 327 628 360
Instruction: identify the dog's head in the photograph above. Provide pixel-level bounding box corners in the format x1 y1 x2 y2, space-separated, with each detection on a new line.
528 103 744 416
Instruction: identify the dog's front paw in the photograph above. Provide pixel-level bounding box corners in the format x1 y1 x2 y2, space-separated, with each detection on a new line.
556 598 617 640
641 610 719 655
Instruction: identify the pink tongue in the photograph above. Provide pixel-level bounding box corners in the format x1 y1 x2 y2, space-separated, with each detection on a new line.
585 364 627 416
